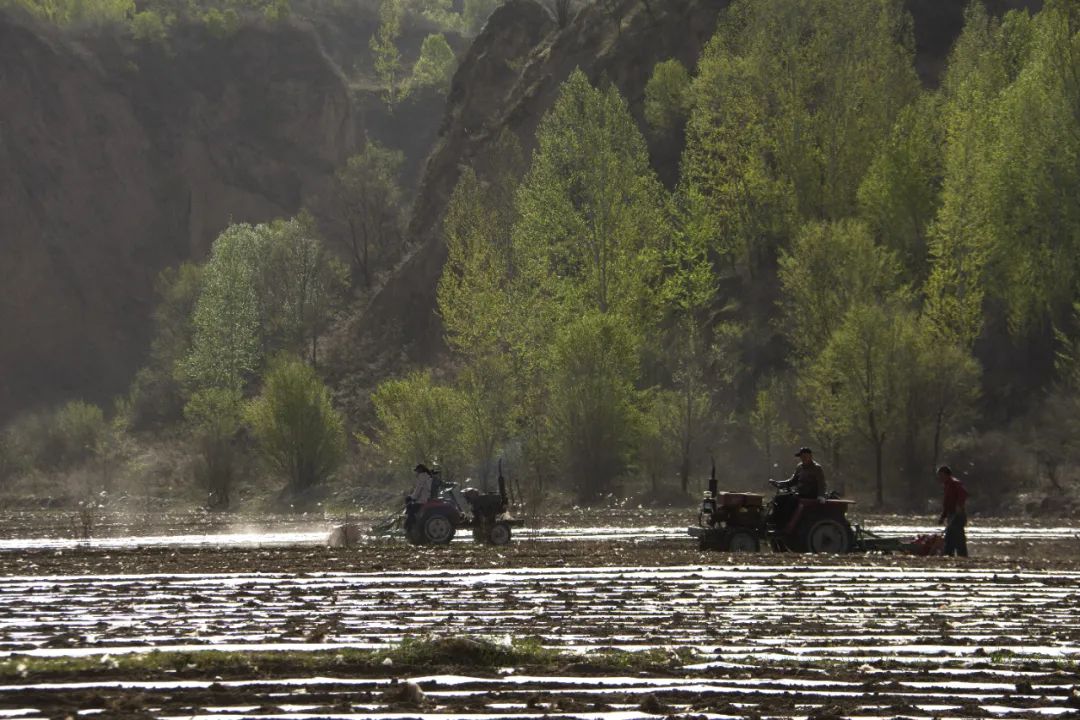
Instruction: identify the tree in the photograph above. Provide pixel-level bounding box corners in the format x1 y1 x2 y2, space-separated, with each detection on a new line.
456 356 512 489
438 168 515 357
330 142 406 289
372 371 469 479
1 0 135 25
778 219 906 359
263 213 348 369
807 303 913 507
974 2 1080 335
513 69 667 328
857 92 945 282
185 387 242 510
52 401 107 470
906 326 980 487
548 312 641 503
247 358 346 496
371 0 404 108
749 376 793 480
409 0 459 30
181 223 272 397
644 59 692 134
130 9 168 42
682 0 919 275
922 4 1009 348
128 262 203 430
408 33 457 95
508 70 667 501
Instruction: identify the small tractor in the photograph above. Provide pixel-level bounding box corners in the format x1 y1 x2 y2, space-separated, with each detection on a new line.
384 463 520 546
689 465 856 553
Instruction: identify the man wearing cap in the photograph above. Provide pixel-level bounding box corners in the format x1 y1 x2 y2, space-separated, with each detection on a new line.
770 447 827 531
779 447 827 499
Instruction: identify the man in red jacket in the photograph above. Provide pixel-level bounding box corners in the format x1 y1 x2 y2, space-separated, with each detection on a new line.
938 465 968 557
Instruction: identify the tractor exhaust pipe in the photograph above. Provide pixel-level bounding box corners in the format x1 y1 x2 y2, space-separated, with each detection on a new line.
498 459 508 505
708 457 718 497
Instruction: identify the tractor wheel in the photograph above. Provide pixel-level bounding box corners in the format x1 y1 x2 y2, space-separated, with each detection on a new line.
725 529 760 553
423 512 456 545
488 522 512 546
804 518 852 554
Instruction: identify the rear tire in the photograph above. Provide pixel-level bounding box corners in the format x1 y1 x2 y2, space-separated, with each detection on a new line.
804 518 851 554
423 512 456 545
488 522 511 546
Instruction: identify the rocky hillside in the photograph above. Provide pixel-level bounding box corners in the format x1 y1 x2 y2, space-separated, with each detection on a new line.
329 0 725 415
330 0 1046 418
0 6 449 423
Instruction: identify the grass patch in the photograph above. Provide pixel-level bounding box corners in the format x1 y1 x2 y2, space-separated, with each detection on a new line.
0 637 681 682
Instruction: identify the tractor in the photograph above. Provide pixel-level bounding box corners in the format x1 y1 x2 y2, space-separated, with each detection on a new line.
401 464 520 546
688 465 856 553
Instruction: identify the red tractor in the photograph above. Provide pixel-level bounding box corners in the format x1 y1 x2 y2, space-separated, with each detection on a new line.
689 466 856 553
404 466 519 546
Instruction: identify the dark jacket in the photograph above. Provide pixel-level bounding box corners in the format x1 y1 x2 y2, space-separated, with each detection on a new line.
781 461 826 498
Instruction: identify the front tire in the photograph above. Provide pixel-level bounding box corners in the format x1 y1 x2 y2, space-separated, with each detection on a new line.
488 522 511 546
423 512 456 545
804 518 851 554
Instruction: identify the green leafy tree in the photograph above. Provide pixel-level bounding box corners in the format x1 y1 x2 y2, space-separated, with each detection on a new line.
371 0 404 108
923 4 1010 347
1 0 134 25
128 262 204 430
263 213 348 369
857 92 945 281
408 33 457 95
749 376 794 480
644 59 692 134
548 312 642 503
331 142 406 289
513 69 667 328
437 135 525 486
899 325 980 500
806 303 914 507
372 371 469 479
130 9 168 42
508 71 666 500
456 356 512 489
246 358 346 496
778 219 906 359
52 401 107 470
683 0 919 275
185 387 242 510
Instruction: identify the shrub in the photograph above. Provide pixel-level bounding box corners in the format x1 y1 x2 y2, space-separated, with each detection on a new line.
246 358 345 496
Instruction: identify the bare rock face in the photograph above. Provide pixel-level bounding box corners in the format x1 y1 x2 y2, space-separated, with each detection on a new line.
0 14 355 422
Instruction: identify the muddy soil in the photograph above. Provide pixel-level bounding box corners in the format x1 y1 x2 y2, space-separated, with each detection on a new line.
0 513 1078 719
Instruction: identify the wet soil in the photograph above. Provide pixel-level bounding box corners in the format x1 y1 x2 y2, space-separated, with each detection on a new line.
0 513 1077 719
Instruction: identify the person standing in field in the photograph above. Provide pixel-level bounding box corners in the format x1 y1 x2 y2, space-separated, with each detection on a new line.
937 465 968 557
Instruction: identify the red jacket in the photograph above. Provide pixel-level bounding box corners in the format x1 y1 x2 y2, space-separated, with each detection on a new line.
941 475 968 517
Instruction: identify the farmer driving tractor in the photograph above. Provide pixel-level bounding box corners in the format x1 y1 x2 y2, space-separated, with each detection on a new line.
770 447 827 529
405 463 440 532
